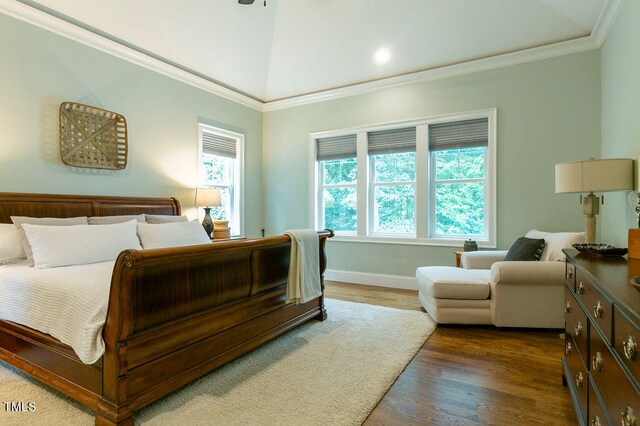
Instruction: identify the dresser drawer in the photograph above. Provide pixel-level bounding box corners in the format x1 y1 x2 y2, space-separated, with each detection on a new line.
566 334 588 422
576 270 612 343
590 326 640 425
588 375 611 426
566 262 576 292
614 308 640 386
565 286 588 364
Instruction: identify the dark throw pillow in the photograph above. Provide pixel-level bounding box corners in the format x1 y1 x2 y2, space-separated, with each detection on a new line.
504 237 546 261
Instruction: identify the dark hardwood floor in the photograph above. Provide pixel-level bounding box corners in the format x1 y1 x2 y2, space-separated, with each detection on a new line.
325 281 576 425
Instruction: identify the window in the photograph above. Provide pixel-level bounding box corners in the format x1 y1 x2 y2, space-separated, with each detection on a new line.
199 123 243 236
316 134 358 234
368 128 416 235
429 118 489 240
310 109 496 246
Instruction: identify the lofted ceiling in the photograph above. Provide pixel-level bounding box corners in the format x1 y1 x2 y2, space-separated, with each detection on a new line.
17 0 606 103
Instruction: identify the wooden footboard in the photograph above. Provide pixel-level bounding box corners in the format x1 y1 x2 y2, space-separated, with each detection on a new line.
97 231 333 425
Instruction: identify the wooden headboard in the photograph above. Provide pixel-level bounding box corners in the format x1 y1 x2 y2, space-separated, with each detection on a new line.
0 192 181 223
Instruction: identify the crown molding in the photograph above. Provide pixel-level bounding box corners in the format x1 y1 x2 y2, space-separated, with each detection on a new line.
0 0 264 111
592 0 625 46
263 36 599 111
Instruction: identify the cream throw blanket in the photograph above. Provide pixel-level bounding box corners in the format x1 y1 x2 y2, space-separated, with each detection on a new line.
284 230 321 304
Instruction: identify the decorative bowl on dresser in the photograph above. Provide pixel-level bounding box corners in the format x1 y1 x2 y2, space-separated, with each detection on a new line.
563 248 640 426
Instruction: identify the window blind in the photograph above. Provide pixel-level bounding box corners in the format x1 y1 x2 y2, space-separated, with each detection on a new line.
202 131 237 159
316 134 357 161
428 118 488 151
367 127 416 155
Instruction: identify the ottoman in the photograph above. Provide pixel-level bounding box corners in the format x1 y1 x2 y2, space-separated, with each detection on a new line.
416 266 492 324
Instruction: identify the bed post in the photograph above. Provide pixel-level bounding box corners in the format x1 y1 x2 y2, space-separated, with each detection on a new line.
95 251 139 426
316 229 334 321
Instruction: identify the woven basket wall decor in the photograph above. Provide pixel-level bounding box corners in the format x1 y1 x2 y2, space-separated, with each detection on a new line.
59 102 128 170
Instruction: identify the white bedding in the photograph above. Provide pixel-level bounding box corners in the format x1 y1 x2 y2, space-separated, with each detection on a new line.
0 260 113 364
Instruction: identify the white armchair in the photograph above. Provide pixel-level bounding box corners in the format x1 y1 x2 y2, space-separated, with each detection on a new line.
460 250 507 269
416 230 583 327
461 250 566 328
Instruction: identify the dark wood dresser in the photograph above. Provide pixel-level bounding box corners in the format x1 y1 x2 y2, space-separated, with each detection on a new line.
564 248 640 426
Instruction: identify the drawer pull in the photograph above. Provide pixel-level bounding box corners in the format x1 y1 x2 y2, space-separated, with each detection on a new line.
591 415 601 426
566 342 572 355
593 301 604 318
575 371 584 388
622 406 636 426
592 351 603 372
623 335 637 360
575 321 583 337
567 269 574 280
564 301 571 313
577 282 585 294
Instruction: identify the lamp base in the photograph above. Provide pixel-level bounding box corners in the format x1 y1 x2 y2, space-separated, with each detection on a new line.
582 192 599 244
201 207 213 238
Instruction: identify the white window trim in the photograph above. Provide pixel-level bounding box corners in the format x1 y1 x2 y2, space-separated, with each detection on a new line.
309 108 497 247
198 123 245 237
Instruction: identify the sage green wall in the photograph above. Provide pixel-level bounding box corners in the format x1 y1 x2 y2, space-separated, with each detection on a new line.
0 11 606 275
263 51 601 276
0 14 264 237
600 0 640 247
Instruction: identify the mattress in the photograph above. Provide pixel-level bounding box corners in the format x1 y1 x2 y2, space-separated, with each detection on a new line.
0 260 113 364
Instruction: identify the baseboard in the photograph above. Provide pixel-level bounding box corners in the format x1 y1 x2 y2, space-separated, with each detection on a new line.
324 269 417 290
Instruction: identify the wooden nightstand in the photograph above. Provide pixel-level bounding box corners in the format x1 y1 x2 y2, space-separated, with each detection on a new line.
454 251 463 268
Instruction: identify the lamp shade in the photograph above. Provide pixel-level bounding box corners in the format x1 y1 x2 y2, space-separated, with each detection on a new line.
194 188 222 207
555 158 634 193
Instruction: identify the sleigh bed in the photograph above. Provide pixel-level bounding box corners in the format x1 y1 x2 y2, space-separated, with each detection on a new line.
0 192 333 425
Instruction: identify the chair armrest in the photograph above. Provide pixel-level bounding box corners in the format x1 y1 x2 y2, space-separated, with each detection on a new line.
490 261 566 286
461 250 508 269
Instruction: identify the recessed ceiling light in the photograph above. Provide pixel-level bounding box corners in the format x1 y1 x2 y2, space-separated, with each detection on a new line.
374 47 391 65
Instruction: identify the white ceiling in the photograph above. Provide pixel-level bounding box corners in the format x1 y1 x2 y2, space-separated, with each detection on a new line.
25 0 605 102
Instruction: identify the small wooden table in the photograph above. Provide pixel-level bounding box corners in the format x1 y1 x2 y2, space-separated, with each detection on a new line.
454 251 463 268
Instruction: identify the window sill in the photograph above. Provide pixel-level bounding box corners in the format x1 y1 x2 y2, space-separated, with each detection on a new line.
328 234 496 248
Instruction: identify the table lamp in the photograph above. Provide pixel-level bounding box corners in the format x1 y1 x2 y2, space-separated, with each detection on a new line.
555 158 633 244
194 188 222 238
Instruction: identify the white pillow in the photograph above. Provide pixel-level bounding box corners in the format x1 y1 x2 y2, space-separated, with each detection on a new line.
11 216 89 266
21 220 142 269
0 223 26 265
137 221 211 249
525 229 585 261
88 214 147 225
145 214 189 224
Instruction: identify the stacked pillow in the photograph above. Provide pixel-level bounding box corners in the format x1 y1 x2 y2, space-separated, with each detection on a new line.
504 237 546 261
85 214 189 225
137 222 211 249
525 229 585 261
504 229 586 262
88 214 146 225
0 214 208 269
11 216 89 266
0 223 25 265
21 220 142 269
145 214 189 224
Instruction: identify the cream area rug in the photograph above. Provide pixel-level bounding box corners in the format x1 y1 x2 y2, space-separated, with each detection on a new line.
0 298 435 426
